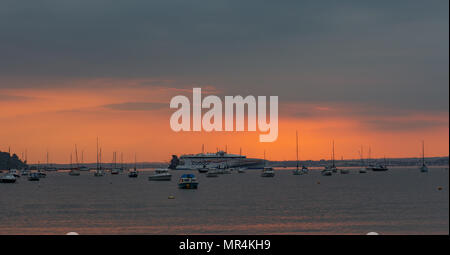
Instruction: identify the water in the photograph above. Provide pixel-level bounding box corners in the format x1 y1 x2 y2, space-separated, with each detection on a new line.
0 167 448 235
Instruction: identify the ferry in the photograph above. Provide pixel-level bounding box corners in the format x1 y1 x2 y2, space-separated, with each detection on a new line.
169 151 265 170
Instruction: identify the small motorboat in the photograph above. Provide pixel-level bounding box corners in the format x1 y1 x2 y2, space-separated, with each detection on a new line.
261 167 275 177
359 168 367 173
178 174 199 189
197 165 209 173
321 167 332 176
28 172 40 181
148 169 172 181
37 171 47 178
0 173 17 183
94 169 105 176
111 168 120 175
293 166 308 175
21 169 30 176
128 169 138 178
79 166 90 171
370 165 388 171
237 167 246 173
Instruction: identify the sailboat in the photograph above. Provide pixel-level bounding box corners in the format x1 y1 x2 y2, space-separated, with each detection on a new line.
69 146 80 176
359 146 367 173
293 131 308 175
322 140 336 176
111 152 120 175
94 138 105 177
420 141 429 173
261 150 275 177
128 153 138 178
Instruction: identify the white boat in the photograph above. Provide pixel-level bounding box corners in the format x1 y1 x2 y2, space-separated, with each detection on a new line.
359 168 367 173
371 164 388 171
148 168 172 181
0 173 17 183
111 168 120 175
420 141 429 173
261 167 275 177
21 169 30 176
237 167 246 173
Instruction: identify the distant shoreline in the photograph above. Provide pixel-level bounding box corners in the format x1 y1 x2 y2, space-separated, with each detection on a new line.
25 156 449 169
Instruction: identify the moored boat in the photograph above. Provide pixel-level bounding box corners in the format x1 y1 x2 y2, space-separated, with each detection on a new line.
261 167 275 177
178 174 199 189
420 141 429 173
0 173 17 183
128 169 138 178
148 168 172 181
28 172 40 181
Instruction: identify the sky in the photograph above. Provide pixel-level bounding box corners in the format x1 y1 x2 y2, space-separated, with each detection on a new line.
0 0 448 163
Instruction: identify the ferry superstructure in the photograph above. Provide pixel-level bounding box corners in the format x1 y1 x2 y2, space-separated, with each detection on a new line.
169 151 265 170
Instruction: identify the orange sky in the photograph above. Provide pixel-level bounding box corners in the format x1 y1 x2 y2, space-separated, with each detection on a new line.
0 78 448 164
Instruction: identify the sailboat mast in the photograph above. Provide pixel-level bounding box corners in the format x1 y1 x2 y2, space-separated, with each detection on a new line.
332 140 335 167
264 150 266 167
75 144 79 168
422 140 425 166
296 131 299 170
96 137 99 171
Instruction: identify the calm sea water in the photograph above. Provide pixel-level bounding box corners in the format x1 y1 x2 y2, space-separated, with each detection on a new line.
0 167 448 235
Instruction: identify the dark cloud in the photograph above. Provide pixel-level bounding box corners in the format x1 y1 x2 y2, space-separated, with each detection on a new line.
102 102 167 111
361 119 448 132
0 94 33 101
0 0 448 113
